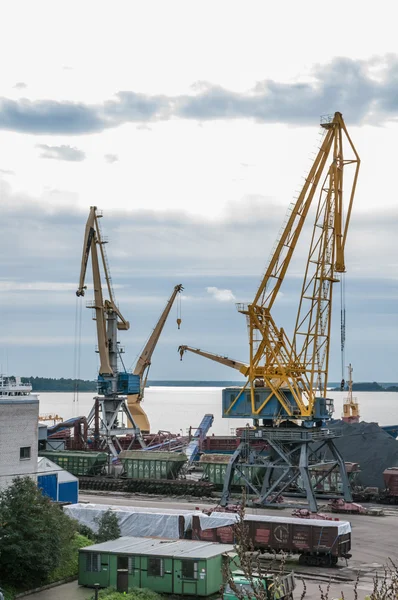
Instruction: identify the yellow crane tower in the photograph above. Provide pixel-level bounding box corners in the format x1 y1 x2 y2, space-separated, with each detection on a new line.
76 206 144 455
180 113 360 511
128 284 184 433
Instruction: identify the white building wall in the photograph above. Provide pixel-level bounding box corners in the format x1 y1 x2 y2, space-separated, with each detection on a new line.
0 397 39 491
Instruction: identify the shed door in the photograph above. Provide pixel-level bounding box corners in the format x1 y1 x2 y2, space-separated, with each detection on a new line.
175 559 198 595
117 556 129 593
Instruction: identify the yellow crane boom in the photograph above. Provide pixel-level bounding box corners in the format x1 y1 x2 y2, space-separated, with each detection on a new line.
127 284 183 432
178 345 250 376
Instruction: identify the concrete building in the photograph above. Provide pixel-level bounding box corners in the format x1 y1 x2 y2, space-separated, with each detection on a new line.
0 394 39 491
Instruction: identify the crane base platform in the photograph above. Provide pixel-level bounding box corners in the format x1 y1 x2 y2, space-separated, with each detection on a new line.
220 426 352 512
87 395 146 458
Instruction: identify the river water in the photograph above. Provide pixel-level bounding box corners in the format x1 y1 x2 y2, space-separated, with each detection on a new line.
38 388 398 435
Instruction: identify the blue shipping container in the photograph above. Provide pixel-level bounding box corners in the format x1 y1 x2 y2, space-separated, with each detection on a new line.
58 481 78 504
38 474 58 501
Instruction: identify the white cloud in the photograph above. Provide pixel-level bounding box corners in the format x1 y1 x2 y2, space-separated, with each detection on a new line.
0 281 123 292
206 286 236 302
0 336 94 346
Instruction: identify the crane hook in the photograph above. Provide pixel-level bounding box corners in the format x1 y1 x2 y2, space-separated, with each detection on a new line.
177 318 182 330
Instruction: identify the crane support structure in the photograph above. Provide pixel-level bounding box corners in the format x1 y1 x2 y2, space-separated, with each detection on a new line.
76 206 144 456
127 284 184 433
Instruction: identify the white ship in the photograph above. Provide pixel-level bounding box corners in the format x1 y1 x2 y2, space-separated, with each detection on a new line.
0 375 38 398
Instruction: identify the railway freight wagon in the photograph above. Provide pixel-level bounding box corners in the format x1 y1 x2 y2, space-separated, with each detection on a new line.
39 450 108 476
199 454 266 489
119 450 187 479
64 503 200 539
192 513 351 567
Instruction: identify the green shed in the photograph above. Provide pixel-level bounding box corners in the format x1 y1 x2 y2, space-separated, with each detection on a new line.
78 536 235 596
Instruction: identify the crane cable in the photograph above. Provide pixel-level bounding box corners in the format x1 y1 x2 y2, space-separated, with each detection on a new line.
73 297 83 414
340 273 346 391
177 292 182 329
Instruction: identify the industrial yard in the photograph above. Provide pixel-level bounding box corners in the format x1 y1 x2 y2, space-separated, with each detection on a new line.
1 54 398 600
25 492 398 600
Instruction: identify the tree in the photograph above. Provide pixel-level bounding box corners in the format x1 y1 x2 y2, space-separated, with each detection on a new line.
0 477 76 589
94 509 121 543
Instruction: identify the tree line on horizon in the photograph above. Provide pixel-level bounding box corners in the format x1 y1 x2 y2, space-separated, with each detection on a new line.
15 376 398 392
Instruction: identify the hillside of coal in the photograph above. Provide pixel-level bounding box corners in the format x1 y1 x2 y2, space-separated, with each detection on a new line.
318 421 398 489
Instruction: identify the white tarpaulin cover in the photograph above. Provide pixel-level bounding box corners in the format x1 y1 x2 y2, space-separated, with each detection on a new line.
199 512 351 535
64 503 200 538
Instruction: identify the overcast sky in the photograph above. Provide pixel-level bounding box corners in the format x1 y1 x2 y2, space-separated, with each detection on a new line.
1 0 397 382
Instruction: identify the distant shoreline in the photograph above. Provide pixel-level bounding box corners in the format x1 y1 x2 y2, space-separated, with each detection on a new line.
19 376 398 392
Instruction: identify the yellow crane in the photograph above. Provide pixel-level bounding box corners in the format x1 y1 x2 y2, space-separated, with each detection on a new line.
178 113 360 510
128 284 184 432
76 206 133 395
76 206 144 455
180 112 360 426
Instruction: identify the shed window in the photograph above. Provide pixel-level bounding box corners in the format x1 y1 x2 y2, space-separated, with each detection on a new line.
128 557 135 574
148 557 164 577
20 446 31 460
86 553 100 572
181 560 198 580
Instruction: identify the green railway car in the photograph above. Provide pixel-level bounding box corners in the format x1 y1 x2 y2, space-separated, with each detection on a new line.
78 536 235 596
199 454 265 489
38 450 108 476
120 450 187 480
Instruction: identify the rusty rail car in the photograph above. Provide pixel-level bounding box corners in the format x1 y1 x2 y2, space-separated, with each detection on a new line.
192 513 351 567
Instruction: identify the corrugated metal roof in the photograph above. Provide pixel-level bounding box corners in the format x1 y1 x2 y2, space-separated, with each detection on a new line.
80 536 234 559
37 457 78 483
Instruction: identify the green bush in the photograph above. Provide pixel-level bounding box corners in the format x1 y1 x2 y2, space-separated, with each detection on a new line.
94 588 162 600
48 533 94 583
94 509 121 543
78 523 96 539
0 477 77 589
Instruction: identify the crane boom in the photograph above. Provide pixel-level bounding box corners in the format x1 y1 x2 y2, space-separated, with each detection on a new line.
134 284 183 379
178 345 250 376
127 284 183 433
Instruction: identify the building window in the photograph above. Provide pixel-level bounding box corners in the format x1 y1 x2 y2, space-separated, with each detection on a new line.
148 557 164 577
20 447 31 460
128 557 135 574
181 560 198 580
86 553 100 572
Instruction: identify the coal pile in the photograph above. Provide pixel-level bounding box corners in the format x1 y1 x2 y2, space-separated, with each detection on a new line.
326 421 398 489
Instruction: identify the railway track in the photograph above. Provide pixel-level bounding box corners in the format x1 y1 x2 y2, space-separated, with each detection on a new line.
78 476 215 497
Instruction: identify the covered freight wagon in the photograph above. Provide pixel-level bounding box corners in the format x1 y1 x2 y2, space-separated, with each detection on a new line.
64 503 200 539
119 450 187 479
199 454 265 489
78 536 235 595
192 512 351 567
39 450 108 476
